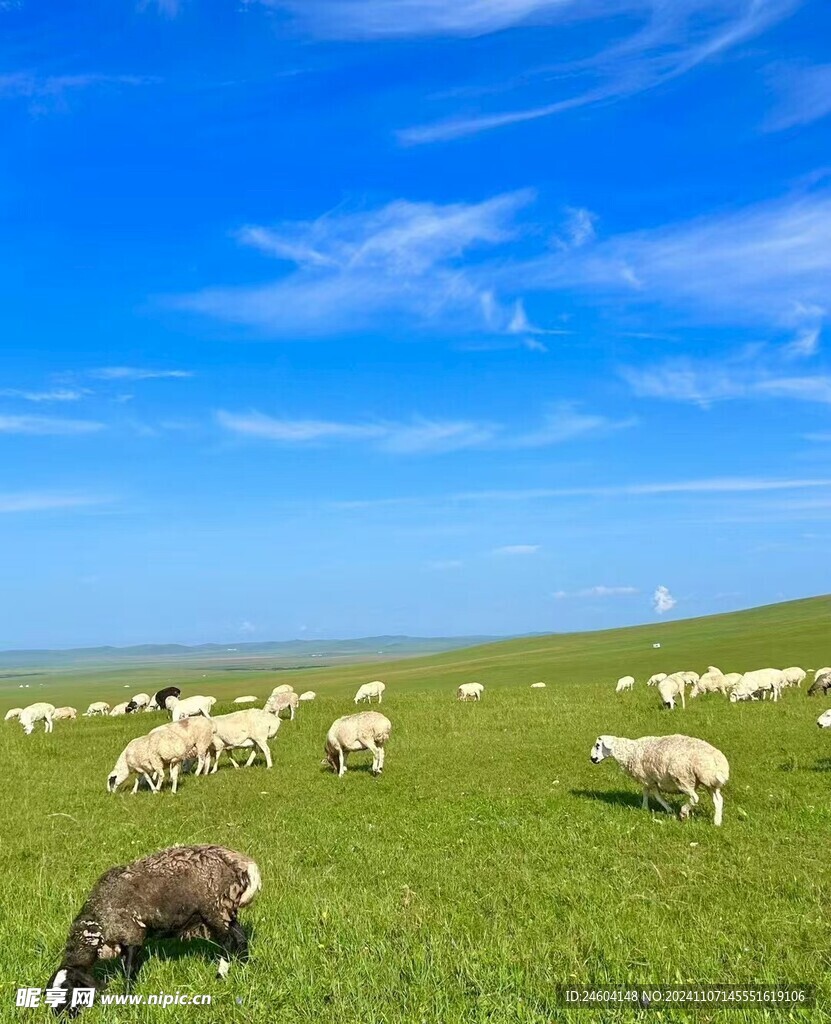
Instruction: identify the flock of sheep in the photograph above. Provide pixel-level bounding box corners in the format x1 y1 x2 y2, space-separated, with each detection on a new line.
8 655 831 1015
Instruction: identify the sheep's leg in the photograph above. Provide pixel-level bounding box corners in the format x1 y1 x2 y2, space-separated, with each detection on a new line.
678 789 699 821
378 746 386 771
338 749 347 777
652 790 674 814
679 689 686 710
363 738 381 773
169 762 180 794
46 717 54 733
132 777 140 795
210 918 249 979
255 739 272 769
122 945 145 986
712 788 724 827
642 787 651 810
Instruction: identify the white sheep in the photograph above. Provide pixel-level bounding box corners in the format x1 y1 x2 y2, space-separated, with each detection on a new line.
530 682 546 689
169 695 217 721
457 682 484 701
781 666 806 688
722 672 742 691
20 702 56 734
646 673 667 687
690 667 728 698
52 707 78 720
815 667 831 680
4 707 23 721
678 671 700 686
270 684 294 695
615 676 635 693
109 702 130 717
590 733 729 825
324 711 391 777
84 701 110 716
298 691 317 702
130 692 151 709
354 680 386 704
658 674 686 710
817 709 831 728
107 717 216 794
729 668 783 703
233 696 259 705
264 691 299 720
210 709 282 771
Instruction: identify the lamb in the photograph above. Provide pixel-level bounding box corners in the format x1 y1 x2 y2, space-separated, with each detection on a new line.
107 717 216 794
84 702 110 717
816 709 831 728
298 691 317 701
169 695 216 721
324 711 391 777
646 673 667 687
109 702 130 717
148 686 181 710
457 682 484 701
4 707 22 721
729 668 783 703
780 666 806 688
210 709 282 771
264 691 299 720
233 695 259 705
44 844 261 1015
590 733 729 826
354 680 386 704
530 682 546 689
615 676 635 693
20 702 56 734
658 674 686 710
53 707 78 721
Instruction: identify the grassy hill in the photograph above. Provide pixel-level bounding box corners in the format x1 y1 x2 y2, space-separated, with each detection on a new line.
1 595 830 1022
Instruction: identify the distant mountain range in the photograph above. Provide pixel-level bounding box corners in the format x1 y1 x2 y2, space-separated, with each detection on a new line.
0 634 503 669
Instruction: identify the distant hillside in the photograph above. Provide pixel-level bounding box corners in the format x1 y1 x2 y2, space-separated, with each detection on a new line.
0 634 503 670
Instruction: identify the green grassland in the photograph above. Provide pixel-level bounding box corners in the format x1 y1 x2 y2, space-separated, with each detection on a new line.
2 595 831 1023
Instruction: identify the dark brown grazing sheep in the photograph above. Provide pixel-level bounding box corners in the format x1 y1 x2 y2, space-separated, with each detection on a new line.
45 845 261 1016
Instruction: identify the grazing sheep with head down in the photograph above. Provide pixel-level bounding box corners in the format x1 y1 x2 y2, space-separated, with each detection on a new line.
325 711 391 777
107 718 216 794
817 709 831 728
20 702 56 734
646 673 667 687
210 709 282 771
457 682 484 701
354 680 386 704
690 667 728 698
264 690 299 720
109 702 130 717
45 844 261 1016
148 686 180 711
729 668 783 703
53 707 78 721
4 707 23 721
233 695 258 705
615 676 635 693
298 690 316 701
781 666 806 688
84 702 110 717
807 671 831 697
530 682 546 689
270 684 294 695
658 674 686 710
590 733 729 825
169 695 216 721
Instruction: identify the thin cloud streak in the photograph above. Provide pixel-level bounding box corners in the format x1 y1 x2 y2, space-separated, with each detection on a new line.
0 493 108 513
0 414 105 436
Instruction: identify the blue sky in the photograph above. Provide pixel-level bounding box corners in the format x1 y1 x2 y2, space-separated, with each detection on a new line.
1 0 830 647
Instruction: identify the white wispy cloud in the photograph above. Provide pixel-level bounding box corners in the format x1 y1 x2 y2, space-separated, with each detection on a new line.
87 367 193 381
524 189 831 330
0 73 151 111
392 0 798 142
0 388 87 402
0 414 105 436
622 347 831 407
216 404 628 454
177 192 539 338
765 61 831 131
493 544 540 555
653 584 677 614
554 585 639 599
0 493 106 514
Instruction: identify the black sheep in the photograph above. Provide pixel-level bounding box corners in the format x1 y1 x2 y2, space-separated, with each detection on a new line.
150 686 181 711
45 845 261 1016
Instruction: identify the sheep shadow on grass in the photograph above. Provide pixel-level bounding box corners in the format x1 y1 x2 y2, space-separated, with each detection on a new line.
570 788 645 810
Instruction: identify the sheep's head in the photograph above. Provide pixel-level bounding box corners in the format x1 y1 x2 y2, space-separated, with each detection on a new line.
590 736 614 764
817 710 831 729
45 966 99 1017
323 743 338 771
106 764 128 792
